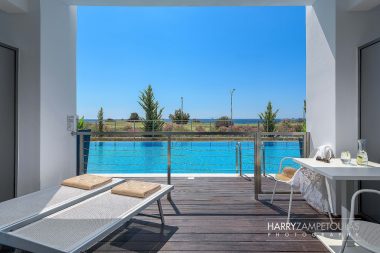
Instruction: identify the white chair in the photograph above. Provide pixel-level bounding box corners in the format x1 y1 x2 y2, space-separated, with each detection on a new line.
340 189 380 253
270 156 334 223
270 157 300 223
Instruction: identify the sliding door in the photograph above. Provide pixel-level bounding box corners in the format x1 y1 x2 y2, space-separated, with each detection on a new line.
359 39 380 222
0 43 17 202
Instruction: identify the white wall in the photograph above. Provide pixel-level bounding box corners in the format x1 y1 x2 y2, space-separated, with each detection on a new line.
335 2 380 155
306 0 336 152
0 0 77 195
307 0 380 214
306 0 339 213
0 1 41 196
40 0 77 189
308 1 380 163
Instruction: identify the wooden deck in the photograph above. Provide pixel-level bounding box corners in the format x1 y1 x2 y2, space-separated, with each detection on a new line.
89 177 330 253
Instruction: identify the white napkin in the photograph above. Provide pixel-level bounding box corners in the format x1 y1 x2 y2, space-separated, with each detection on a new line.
314 145 334 160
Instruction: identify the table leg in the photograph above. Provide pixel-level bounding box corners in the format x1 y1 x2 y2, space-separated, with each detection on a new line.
340 180 354 247
325 177 334 223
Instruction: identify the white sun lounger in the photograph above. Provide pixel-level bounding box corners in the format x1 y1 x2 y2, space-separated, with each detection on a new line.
0 184 173 253
0 178 124 232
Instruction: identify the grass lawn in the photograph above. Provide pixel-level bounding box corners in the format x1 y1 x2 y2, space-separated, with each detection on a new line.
84 120 303 133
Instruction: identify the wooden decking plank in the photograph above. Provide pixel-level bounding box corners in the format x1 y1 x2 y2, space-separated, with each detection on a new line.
88 177 330 253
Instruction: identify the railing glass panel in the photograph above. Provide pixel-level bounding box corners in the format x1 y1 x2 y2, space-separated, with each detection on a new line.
76 131 309 199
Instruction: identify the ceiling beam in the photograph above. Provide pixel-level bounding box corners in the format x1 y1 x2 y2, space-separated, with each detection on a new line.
0 0 28 13
63 0 315 6
348 0 380 11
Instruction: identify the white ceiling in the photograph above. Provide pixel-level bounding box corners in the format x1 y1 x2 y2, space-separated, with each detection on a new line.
3 0 379 13
0 0 28 13
348 0 380 11
62 0 316 6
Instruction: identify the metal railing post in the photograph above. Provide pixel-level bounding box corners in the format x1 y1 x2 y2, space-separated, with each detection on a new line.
167 135 172 200
304 132 310 158
235 142 239 174
262 144 266 177
79 134 85 175
239 142 242 176
254 132 261 200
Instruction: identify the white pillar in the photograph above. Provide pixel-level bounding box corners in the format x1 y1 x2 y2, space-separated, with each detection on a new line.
40 0 77 189
306 0 337 152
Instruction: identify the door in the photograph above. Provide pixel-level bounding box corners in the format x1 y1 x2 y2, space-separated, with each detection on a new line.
0 43 17 202
359 39 380 222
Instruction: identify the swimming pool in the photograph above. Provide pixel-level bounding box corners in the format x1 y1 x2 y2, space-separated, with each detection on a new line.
87 141 303 174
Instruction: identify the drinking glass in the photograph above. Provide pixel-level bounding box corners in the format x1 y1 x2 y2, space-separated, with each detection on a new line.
340 151 351 164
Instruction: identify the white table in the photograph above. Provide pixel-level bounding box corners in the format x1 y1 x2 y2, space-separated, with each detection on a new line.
293 158 380 253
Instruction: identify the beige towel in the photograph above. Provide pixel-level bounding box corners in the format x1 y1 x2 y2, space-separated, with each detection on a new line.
111 180 161 198
62 174 112 190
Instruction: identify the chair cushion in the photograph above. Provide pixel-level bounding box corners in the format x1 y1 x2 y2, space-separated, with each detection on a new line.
62 174 112 190
275 167 297 182
283 167 297 178
349 220 380 252
275 173 292 182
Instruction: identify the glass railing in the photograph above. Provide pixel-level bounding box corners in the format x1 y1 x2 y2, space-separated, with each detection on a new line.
76 131 309 200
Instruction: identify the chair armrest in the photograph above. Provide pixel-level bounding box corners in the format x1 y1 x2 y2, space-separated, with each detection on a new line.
350 189 380 222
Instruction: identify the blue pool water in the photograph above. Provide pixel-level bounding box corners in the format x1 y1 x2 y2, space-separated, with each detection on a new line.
87 141 303 174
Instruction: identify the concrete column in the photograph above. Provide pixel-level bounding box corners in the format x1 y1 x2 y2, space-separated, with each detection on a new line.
40 0 77 189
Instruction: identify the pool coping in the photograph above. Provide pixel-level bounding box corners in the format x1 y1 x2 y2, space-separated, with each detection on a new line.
93 173 256 178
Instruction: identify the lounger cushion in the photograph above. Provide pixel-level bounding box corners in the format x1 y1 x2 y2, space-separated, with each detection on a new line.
111 180 161 198
62 174 112 190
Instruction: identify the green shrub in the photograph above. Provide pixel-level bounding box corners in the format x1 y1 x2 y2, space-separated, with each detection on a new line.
169 109 190 124
77 116 85 130
215 116 233 128
128 112 140 121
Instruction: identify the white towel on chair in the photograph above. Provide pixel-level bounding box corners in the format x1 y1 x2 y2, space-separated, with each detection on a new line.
291 167 331 213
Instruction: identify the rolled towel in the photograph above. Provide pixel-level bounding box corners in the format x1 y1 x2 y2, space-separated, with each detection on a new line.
111 180 161 198
62 174 112 190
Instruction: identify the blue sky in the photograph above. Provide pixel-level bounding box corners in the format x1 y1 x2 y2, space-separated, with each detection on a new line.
77 7 306 119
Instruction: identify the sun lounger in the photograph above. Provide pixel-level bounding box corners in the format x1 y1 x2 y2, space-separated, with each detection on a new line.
0 178 124 232
0 183 173 253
